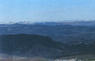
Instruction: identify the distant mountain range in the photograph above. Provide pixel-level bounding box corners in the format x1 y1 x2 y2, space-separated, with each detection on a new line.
0 21 95 43
63 21 95 26
0 21 95 58
33 21 95 26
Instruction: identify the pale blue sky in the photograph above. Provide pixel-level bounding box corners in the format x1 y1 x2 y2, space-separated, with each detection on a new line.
0 0 95 23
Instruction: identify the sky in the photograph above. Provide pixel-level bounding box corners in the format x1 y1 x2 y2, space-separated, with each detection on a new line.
0 0 95 23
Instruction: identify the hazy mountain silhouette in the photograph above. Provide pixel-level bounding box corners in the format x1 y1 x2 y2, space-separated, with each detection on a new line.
0 21 95 58
0 22 95 44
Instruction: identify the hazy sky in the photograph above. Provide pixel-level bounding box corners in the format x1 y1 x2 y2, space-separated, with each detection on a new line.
0 0 95 23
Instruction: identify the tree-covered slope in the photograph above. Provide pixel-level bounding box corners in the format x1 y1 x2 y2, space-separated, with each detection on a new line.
0 34 64 58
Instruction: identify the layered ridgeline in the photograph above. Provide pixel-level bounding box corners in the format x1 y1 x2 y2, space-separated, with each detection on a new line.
0 22 95 58
0 22 95 44
0 34 64 58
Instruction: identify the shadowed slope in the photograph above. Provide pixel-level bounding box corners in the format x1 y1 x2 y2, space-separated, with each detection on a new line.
0 34 64 58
